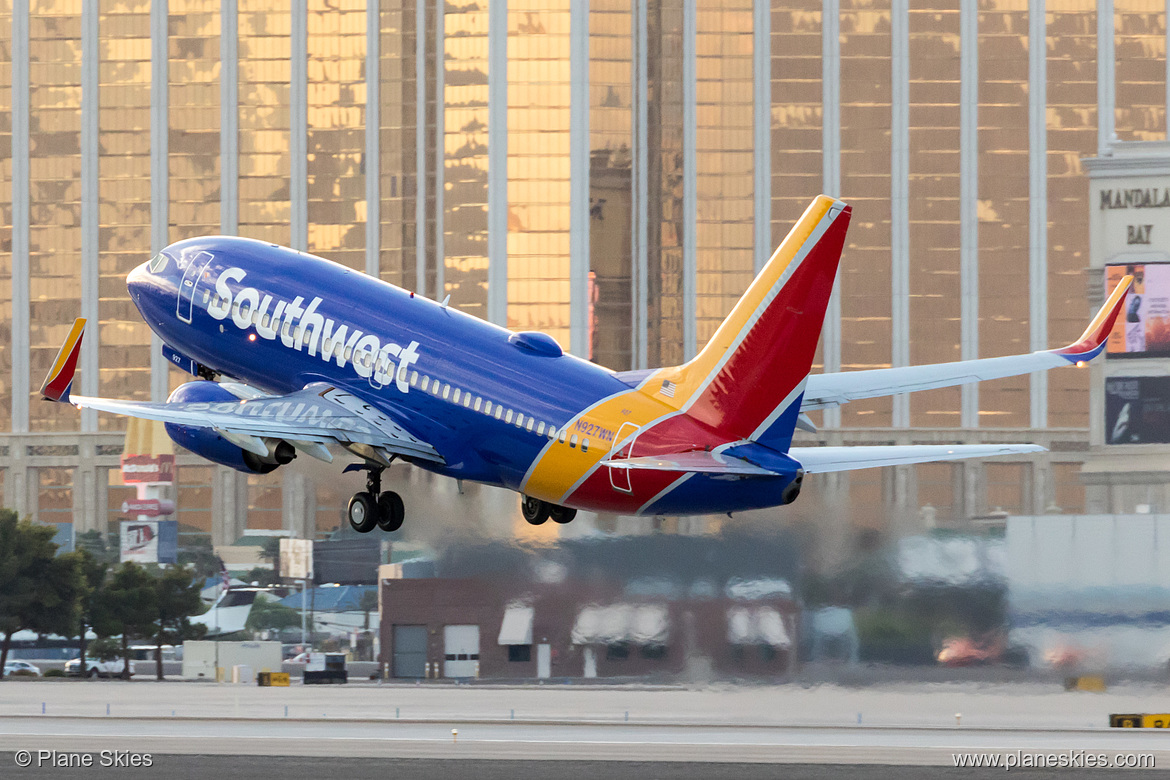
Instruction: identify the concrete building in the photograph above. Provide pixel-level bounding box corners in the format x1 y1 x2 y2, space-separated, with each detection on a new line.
0 2 1164 544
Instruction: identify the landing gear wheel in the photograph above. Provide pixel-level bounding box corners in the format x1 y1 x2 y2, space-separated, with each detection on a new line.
347 491 379 533
521 495 551 525
377 491 405 532
549 506 577 524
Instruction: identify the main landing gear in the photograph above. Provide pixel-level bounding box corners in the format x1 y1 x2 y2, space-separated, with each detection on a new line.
346 465 405 534
521 495 577 526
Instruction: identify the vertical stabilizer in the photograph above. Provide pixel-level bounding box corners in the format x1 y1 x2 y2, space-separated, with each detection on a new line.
645 195 851 451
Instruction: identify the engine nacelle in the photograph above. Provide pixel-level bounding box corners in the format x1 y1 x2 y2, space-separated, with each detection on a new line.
163 381 294 474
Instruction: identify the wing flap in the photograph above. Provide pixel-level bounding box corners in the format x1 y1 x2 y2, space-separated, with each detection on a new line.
791 444 1046 474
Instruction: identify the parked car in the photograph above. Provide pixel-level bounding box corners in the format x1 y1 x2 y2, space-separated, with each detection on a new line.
2 660 42 677
64 656 135 678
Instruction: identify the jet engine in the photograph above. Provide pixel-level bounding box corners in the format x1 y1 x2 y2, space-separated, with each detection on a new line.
163 381 296 474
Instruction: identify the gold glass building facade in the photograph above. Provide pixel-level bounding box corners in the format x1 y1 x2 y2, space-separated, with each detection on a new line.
2 0 1164 543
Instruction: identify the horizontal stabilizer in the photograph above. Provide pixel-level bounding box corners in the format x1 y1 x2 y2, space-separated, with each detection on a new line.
802 275 1133 411
606 450 778 476
791 444 1045 474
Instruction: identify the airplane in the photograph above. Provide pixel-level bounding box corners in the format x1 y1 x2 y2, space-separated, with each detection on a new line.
40 195 1132 532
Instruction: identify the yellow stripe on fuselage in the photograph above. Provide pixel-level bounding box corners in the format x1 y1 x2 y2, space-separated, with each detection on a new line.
522 388 678 504
47 318 87 382
635 195 836 410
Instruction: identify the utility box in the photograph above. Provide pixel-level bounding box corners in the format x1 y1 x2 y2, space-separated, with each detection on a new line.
303 652 347 685
182 641 283 680
258 671 291 687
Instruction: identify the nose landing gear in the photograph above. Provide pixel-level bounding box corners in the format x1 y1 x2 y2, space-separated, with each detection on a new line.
346 464 406 534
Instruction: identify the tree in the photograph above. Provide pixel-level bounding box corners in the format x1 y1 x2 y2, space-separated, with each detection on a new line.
244 566 279 588
94 562 158 678
64 548 110 669
177 536 220 581
151 567 206 680
75 529 118 567
0 510 84 676
245 596 302 636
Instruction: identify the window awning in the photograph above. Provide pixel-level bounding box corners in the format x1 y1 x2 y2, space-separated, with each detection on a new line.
497 604 534 645
571 603 669 645
726 606 791 648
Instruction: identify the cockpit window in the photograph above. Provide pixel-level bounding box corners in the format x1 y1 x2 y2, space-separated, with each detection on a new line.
148 253 169 273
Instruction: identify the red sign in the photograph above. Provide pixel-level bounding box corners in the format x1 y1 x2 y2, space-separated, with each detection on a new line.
120 454 175 484
121 499 176 517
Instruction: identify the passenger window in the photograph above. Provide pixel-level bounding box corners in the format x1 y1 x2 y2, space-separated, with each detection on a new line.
495 405 503 419
432 381 442 396
452 388 461 404
202 290 210 304
474 397 482 412
344 346 354 360
442 384 451 400
515 413 525 427
537 422 545 435
569 434 578 448
463 394 471 408
581 438 589 453
398 366 408 382
420 376 430 391
410 371 419 386
262 314 271 328
558 429 567 444
505 410 514 424
484 401 493 415
547 424 556 439
526 418 535 432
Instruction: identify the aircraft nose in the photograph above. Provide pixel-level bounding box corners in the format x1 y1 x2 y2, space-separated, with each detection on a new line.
126 259 152 302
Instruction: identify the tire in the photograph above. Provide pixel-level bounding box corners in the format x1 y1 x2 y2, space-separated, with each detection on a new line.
347 491 379 533
549 505 577 524
377 491 405 532
86 667 97 679
521 495 550 525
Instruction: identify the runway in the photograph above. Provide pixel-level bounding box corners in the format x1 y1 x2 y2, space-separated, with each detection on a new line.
1 680 1168 771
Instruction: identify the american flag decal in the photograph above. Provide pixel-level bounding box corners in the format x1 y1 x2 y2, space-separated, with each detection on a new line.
660 380 676 398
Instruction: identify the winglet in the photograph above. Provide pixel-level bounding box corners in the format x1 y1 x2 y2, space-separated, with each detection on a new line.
40 318 86 402
1053 274 1133 361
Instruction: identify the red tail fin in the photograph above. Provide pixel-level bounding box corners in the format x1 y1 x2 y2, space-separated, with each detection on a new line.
647 196 850 449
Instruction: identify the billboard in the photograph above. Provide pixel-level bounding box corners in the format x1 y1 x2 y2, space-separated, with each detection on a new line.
279 538 314 580
1106 264 1170 358
120 519 178 564
120 454 175 484
1105 376 1170 444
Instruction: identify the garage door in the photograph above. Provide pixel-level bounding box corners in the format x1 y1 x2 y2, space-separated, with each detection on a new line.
443 624 480 678
392 625 427 678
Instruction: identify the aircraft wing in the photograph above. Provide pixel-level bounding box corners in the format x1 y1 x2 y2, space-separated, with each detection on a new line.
70 384 443 464
40 319 442 464
791 444 1045 474
801 275 1132 411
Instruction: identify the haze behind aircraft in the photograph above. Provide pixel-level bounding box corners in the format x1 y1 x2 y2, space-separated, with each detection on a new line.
40 196 1132 532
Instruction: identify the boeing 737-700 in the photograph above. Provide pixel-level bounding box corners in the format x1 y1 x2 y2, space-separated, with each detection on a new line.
39 195 1132 532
